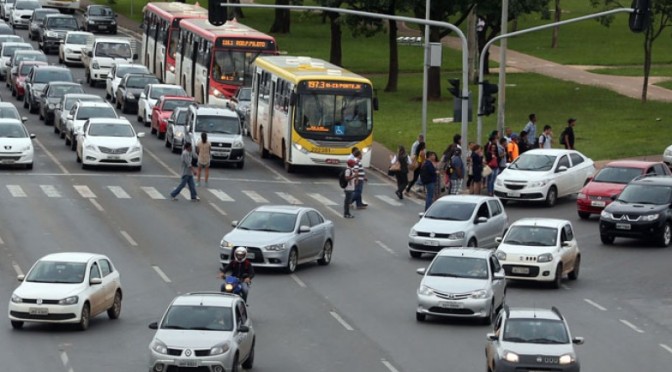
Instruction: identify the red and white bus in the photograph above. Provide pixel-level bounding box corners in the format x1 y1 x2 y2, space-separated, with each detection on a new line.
140 2 207 84
175 18 278 106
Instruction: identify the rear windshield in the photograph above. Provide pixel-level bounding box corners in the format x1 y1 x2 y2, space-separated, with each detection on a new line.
89 6 113 16
46 17 79 30
34 70 73 83
47 85 84 98
15 1 40 10
2 45 32 57
126 76 159 89
66 33 90 45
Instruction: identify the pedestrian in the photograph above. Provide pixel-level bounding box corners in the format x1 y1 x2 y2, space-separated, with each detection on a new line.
485 134 500 196
507 133 520 162
405 141 426 195
449 147 464 195
518 130 530 154
420 151 439 211
523 113 538 148
470 144 483 195
390 145 411 200
343 159 358 219
351 149 368 209
170 142 199 201
347 146 359 162
503 127 512 144
410 133 424 159
465 141 475 189
440 134 461 188
561 118 576 150
498 138 508 172
539 125 553 149
195 132 211 187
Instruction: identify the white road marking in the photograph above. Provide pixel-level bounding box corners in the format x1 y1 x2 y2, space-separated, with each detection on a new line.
290 274 307 288
73 185 96 198
152 266 172 283
141 186 165 200
143 147 179 177
381 359 400 372
120 231 138 246
329 311 354 331
107 186 131 199
34 138 69 174
0 234 4 244
276 192 302 204
619 319 645 333
59 351 74 372
209 202 227 216
40 185 61 198
307 193 338 206
242 190 269 203
89 199 104 212
6 185 26 197
11 261 23 276
660 343 672 355
244 149 293 183
583 298 607 311
180 188 192 200
375 194 403 206
561 284 571 290
375 240 396 255
208 188 234 202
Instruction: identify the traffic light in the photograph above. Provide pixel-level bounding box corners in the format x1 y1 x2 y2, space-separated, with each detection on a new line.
480 80 498 116
629 0 651 33
448 79 460 98
209 0 228 26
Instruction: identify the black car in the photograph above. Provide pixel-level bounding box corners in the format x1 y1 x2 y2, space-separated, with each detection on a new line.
37 82 84 125
115 73 160 114
23 65 73 113
599 175 672 247
28 8 58 40
82 5 116 34
38 14 79 54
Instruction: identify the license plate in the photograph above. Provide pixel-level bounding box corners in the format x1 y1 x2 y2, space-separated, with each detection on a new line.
423 240 439 246
29 308 48 315
177 360 198 367
1 159 15 164
616 223 631 230
108 155 120 160
325 158 340 164
99 25 107 29
507 191 521 197
312 147 331 154
439 301 463 309
213 151 229 156
591 200 606 207
247 253 255 259
512 267 529 274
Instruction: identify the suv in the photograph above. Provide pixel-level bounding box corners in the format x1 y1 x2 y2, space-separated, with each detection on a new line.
65 100 117 150
82 5 117 34
186 104 245 169
415 248 506 324
486 306 584 372
38 14 80 54
27 7 57 40
495 218 580 288
37 81 84 125
599 175 672 247
23 65 73 114
148 292 255 372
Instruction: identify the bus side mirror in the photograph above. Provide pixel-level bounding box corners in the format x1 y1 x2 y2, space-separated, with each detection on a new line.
289 92 296 106
133 53 138 60
373 97 379 111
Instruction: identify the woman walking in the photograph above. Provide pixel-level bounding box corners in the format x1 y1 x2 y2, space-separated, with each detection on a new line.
420 151 439 211
485 134 500 196
471 144 483 195
405 141 426 195
390 145 411 199
196 132 211 187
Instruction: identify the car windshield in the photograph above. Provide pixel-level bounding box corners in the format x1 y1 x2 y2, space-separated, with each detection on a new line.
77 107 116 120
15 53 48 65
0 122 27 137
162 99 192 111
66 33 89 45
5 0 16 4
503 318 570 344
47 17 78 30
116 66 148 79
19 62 41 75
33 10 57 23
173 110 187 126
3 45 31 57
25 261 87 284
427 256 489 280
617 184 672 205
48 85 83 98
0 36 22 44
503 226 558 247
237 87 251 101
35 70 73 83
149 87 185 100
593 167 643 184
89 6 113 16
237 211 297 233
64 96 102 110
94 42 131 58
194 115 240 135
15 1 40 10
126 76 159 89
424 201 475 221
0 107 21 120
161 305 233 331
509 154 557 171
88 123 134 137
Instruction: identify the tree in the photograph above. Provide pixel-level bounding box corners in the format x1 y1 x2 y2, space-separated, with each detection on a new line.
229 0 244 20
591 0 672 102
551 0 561 48
313 0 346 66
270 0 304 33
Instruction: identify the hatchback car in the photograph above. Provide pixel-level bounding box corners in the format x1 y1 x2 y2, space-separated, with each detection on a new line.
105 62 149 102
1 0 15 21
164 106 188 153
8 252 123 331
76 118 144 170
150 95 194 139
27 7 58 40
0 118 34 169
54 93 103 138
82 5 117 34
408 195 508 258
220 205 335 273
138 83 187 124
58 31 93 65
0 101 26 122
0 41 32 80
664 144 672 169
10 59 45 99
114 72 160 114
37 81 84 125
486 306 584 372
416 248 506 324
495 218 580 288
148 292 255 372
8 0 38 29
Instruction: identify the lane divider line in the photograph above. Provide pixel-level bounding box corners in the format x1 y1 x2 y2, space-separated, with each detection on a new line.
244 149 293 184
59 351 75 372
0 234 4 244
152 266 172 283
660 343 672 355
619 319 645 334
89 199 104 212
329 311 354 331
381 359 401 372
34 138 69 174
290 274 307 288
209 202 227 216
375 240 396 256
143 147 180 177
583 298 607 311
120 231 138 247
561 284 571 290
11 261 23 276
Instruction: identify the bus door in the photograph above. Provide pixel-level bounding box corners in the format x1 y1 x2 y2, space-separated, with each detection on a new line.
194 41 210 104
184 38 198 98
156 19 168 81
175 31 187 90
268 76 277 156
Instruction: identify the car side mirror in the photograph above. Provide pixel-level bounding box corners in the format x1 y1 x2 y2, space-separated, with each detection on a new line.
476 216 488 224
167 119 174 124
495 237 502 243
231 220 238 227
87 51 92 57
4 60 8 66
66 114 73 120
21 116 27 123
90 277 102 285
416 267 426 275
493 272 505 280
140 93 146 99
17 274 25 282
238 325 250 333
487 333 498 341
148 322 158 330
556 165 568 173
29 133 36 139
299 225 311 233
610 194 619 201
572 337 584 345
562 241 571 248
137 132 145 138
418 212 424 219
586 176 593 183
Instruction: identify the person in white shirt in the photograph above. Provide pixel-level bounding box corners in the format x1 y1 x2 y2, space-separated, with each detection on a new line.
410 133 424 158
538 125 553 149
343 159 358 218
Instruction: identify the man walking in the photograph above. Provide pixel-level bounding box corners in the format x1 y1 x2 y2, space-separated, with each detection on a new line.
507 133 520 162
351 149 368 209
411 133 424 157
343 159 358 219
449 147 464 195
170 142 199 201
523 114 538 148
539 125 553 149
561 118 576 150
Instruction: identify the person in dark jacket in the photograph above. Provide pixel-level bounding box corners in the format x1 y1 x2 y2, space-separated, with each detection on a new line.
470 144 483 195
219 247 255 301
391 145 411 199
420 151 439 211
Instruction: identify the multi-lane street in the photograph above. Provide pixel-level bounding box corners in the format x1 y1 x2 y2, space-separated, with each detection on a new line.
1 24 672 372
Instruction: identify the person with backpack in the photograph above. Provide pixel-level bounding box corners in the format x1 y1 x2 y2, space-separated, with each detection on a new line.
449 147 465 195
560 118 576 150
539 125 553 149
420 151 439 211
341 159 358 218
219 247 255 302
405 141 426 195
485 134 500 196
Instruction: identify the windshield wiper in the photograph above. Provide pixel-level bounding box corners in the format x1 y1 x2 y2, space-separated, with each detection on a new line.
503 337 527 343
503 240 521 245
257 228 282 232
528 338 564 344
629 201 655 205
428 273 461 277
162 325 186 330
189 327 222 331
523 241 551 246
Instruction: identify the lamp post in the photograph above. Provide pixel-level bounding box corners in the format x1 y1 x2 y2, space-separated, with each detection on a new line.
420 0 430 139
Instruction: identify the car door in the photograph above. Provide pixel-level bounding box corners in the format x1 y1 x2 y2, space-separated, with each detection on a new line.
116 77 127 103
473 202 493 247
553 155 574 196
87 262 105 316
234 301 251 359
294 212 317 259
98 258 114 308
77 121 89 155
138 86 149 117
307 210 326 257
560 224 578 272
569 153 590 191
487 200 507 247
485 312 504 369
106 64 115 94
489 255 506 307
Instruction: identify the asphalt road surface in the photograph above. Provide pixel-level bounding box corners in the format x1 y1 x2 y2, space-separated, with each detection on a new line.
0 25 671 372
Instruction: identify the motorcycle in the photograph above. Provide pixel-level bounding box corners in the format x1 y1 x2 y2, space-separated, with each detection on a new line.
221 275 243 297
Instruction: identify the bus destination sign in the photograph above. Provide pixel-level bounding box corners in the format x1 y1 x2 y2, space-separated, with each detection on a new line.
218 38 276 51
300 80 371 95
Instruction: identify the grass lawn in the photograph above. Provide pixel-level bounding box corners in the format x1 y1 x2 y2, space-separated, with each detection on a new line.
657 81 672 90
588 65 672 77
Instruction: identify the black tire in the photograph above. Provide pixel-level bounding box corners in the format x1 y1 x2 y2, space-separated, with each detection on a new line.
10 320 23 329
545 186 558 207
105 91 110 101
600 234 614 245
241 340 255 369
121 102 130 114
317 240 333 265
416 312 426 322
409 250 422 258
23 95 28 109
60 130 65 139
657 222 672 247
568 256 580 281
231 354 239 372
107 291 122 319
259 132 269 158
551 264 563 289
89 76 95 88
467 238 477 247
578 211 590 220
77 303 90 331
29 99 37 114
284 247 298 274
482 301 495 325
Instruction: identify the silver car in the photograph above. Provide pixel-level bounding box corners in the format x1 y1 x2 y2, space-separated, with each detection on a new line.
220 205 335 273
416 248 506 324
148 292 255 372
409 195 509 258
164 106 188 153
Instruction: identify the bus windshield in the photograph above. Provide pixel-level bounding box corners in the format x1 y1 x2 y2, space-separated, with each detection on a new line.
212 50 257 85
295 94 372 141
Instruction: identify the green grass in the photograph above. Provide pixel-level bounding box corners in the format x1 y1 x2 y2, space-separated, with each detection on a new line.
588 65 672 77
657 81 672 90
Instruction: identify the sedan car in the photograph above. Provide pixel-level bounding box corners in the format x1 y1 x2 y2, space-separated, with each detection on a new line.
9 59 45 99
58 31 93 66
220 205 335 273
138 83 187 124
577 160 671 219
66 101 118 150
416 248 506 324
27 7 58 40
8 0 39 29
0 41 32 80
0 118 34 169
54 93 103 137
494 149 596 207
164 106 188 153
37 81 84 125
23 65 74 114
83 5 117 34
408 195 508 258
76 118 144 170
6 49 46 88
105 62 149 103
664 144 672 169
150 95 194 139
148 292 255 372
495 218 580 288
38 13 79 54
114 73 160 114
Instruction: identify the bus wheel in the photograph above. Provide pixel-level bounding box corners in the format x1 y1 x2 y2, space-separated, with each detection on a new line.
259 131 269 159
282 142 294 173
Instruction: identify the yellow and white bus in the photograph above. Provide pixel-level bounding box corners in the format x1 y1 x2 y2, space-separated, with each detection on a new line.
249 56 377 172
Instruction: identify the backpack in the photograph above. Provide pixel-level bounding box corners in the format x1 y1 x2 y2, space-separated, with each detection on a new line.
559 128 568 145
338 169 348 188
420 162 433 184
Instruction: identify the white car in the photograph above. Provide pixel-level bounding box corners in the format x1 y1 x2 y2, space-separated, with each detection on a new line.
664 145 672 169
8 252 123 331
0 118 34 169
137 83 187 124
105 62 148 103
495 218 581 288
0 42 33 80
76 118 144 170
1 0 15 21
494 149 596 207
9 0 40 29
58 31 93 66
54 93 103 137
65 100 117 150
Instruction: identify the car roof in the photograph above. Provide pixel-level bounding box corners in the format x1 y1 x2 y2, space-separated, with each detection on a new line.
193 104 237 117
435 194 498 203
65 31 93 37
171 292 239 307
161 95 194 101
125 73 157 79
0 118 23 125
47 82 81 87
39 252 106 263
150 84 183 90
45 14 77 19
87 118 131 125
76 101 114 108
507 307 563 321
0 102 19 109
254 205 312 214
18 60 47 66
34 65 70 72
14 50 43 55
2 42 31 48
64 93 100 99
436 247 492 259
113 62 145 68
604 160 663 169
510 218 569 229
630 175 672 186
521 148 582 157
34 8 59 13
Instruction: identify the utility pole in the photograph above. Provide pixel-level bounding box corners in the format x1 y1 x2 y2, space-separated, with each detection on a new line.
467 5 478 83
496 0 508 135
420 0 430 139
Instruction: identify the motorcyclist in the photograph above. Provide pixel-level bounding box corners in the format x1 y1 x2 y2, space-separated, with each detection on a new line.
219 247 254 301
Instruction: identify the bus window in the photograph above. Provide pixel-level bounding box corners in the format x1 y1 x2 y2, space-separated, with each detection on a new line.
295 94 372 139
168 29 180 60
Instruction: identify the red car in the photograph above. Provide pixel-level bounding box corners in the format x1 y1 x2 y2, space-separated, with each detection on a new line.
12 61 48 100
576 160 671 219
150 96 195 139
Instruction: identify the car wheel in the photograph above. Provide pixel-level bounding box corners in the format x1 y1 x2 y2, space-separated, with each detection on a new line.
105 91 110 100
658 222 671 247
317 240 333 265
259 132 269 158
241 339 255 369
121 101 129 114
467 238 477 247
77 303 90 331
545 186 558 207
60 129 65 139
29 99 37 114
165 135 171 148
409 250 422 259
568 255 580 280
10 320 23 329
415 312 426 322
600 234 614 245
231 353 239 372
107 291 122 319
551 263 563 289
284 247 298 274
236 160 244 169
578 211 590 220
23 95 28 109
171 140 179 154
482 300 495 325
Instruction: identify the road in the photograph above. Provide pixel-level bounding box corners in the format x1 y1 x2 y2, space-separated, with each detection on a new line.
0 24 671 372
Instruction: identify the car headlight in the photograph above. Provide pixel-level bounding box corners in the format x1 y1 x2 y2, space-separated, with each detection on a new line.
92 61 99 69
529 179 549 188
447 231 465 240
212 88 223 98
111 21 116 25
495 250 506 260
150 339 168 354
642 213 660 221
48 103 55 110
503 351 519 363
600 210 614 219
65 48 72 53
11 294 22 303
45 31 58 38
169 65 175 73
577 192 586 199
21 145 32 152
361 146 371 154
209 341 230 356
88 20 94 24
470 289 488 299
409 228 417 237
232 140 244 149
417 285 433 296
537 253 553 263
559 354 576 365
495 178 503 186
85 144 97 151
220 239 234 248
58 296 78 305
130 145 142 153
175 132 184 138
126 92 135 100
264 243 286 251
